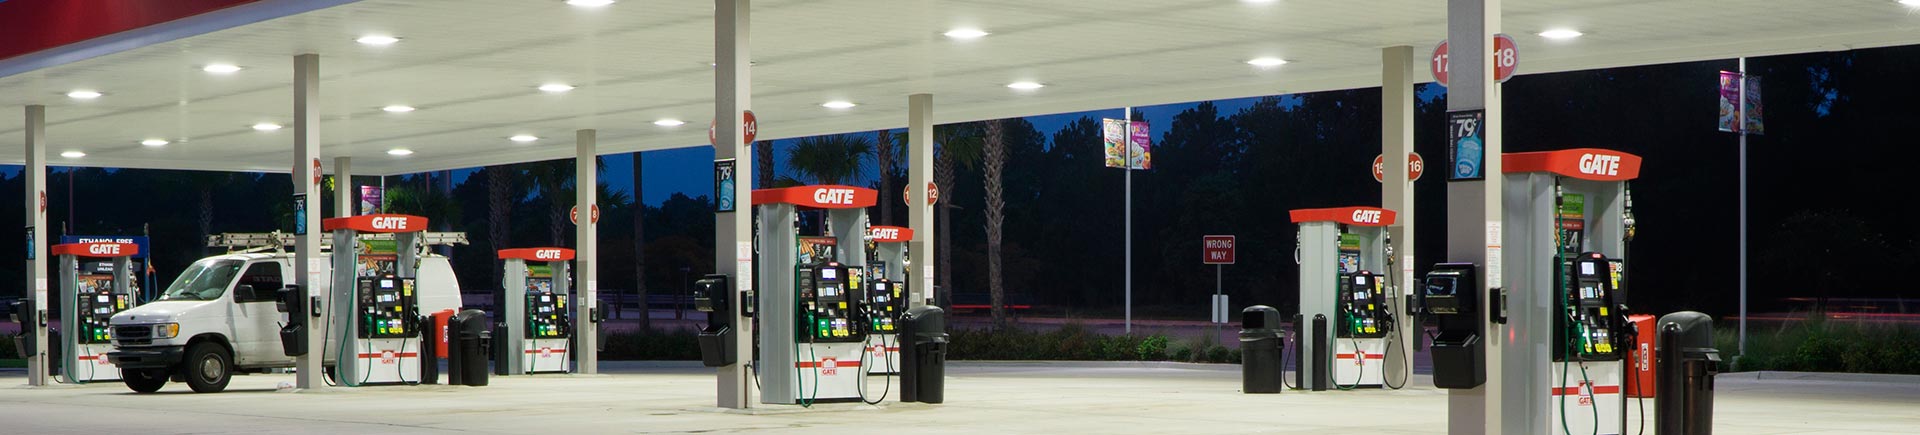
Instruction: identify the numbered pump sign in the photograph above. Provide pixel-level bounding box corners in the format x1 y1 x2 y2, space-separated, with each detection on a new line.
1432 34 1518 87
1447 110 1487 181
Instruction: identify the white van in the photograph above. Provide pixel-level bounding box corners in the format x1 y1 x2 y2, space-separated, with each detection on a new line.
104 251 462 393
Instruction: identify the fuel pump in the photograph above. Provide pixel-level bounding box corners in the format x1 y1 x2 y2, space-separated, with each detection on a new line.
754 185 890 405
1289 206 1405 390
48 242 140 383
1499 148 1644 434
324 214 430 386
497 247 575 374
863 225 913 375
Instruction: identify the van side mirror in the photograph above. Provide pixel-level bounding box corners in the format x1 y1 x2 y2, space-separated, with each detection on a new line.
235 285 257 302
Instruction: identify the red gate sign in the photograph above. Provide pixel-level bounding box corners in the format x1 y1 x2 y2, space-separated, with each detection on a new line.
1432 34 1518 87
1203 235 1235 265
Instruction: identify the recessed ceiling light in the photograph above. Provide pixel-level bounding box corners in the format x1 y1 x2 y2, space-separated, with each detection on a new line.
510 135 539 142
538 83 576 93
1903 0 1920 6
140 139 170 146
252 123 283 131
202 64 243 74
67 90 102 99
382 105 416 113
653 119 686 127
1242 0 1278 3
356 35 401 45
566 0 615 6
61 151 86 158
1539 29 1584 40
822 101 857 109
1007 81 1044 90
387 148 414 156
1246 57 1289 67
944 28 989 39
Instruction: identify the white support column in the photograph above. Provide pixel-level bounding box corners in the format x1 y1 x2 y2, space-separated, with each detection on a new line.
906 93 934 308
292 53 327 390
1381 45 1418 388
334 157 352 216
1445 0 1502 433
575 129 599 374
24 104 49 387
713 0 754 409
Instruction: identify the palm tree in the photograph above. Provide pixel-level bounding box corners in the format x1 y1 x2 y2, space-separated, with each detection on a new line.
786 134 873 185
981 119 1008 325
526 158 607 247
755 140 775 189
932 124 984 309
384 182 462 230
486 164 523 298
875 129 901 226
630 152 650 330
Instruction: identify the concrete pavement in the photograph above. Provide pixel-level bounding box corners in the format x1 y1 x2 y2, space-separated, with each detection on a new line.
0 362 1911 434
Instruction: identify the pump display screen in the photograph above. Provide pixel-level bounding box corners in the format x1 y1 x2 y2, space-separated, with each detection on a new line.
525 277 570 339
866 280 907 333
356 275 418 339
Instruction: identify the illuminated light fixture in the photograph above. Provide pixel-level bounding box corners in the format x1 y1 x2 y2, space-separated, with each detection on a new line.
1538 29 1584 40
1007 81 1044 90
566 0 615 6
538 83 576 93
510 135 539 142
67 90 103 99
1246 57 1288 67
356 35 401 45
382 105 416 113
387 148 414 156
821 101 857 109
944 28 989 39
61 151 86 158
1242 0 1278 3
1903 0 1920 6
252 123 283 131
141 139 170 146
653 119 686 127
202 64 243 74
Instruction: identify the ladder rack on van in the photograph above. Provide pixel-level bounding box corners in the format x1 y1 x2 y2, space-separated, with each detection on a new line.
206 231 470 252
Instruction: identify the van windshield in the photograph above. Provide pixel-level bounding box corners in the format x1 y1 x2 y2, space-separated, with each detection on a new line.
160 259 243 301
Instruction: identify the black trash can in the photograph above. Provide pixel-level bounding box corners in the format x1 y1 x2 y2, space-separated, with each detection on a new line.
1656 311 1719 435
417 315 439 384
1240 305 1284 394
900 306 948 404
451 309 491 387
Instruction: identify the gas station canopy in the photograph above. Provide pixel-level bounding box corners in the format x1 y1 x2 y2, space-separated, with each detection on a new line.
0 0 1915 175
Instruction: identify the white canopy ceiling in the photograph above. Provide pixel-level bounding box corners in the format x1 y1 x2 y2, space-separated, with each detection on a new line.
1 0 1916 175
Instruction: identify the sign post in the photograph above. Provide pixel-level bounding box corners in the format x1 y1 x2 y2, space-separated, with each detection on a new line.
1203 235 1235 324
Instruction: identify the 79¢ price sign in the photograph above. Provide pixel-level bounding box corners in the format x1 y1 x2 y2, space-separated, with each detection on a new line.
1447 110 1486 181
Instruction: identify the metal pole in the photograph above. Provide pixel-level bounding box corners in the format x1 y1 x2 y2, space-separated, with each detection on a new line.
713 0 755 409
1737 57 1748 361
575 129 599 374
292 53 326 390
24 104 49 387
1124 107 1133 334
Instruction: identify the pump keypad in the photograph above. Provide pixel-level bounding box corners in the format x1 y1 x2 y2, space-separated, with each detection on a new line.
75 273 127 344
1554 253 1622 361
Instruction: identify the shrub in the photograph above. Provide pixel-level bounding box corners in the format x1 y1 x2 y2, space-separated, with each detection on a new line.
1136 335 1169 361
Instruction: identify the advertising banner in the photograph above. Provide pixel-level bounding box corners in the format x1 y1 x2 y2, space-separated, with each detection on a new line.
360 185 383 215
61 235 150 259
1744 75 1765 135
1718 71 1741 133
1103 119 1151 170
1447 110 1486 181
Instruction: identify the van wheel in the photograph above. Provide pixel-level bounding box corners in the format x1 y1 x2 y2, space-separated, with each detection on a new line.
122 368 168 393
181 342 232 393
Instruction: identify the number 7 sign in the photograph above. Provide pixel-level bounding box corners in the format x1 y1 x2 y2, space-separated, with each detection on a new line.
1432 34 1518 87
